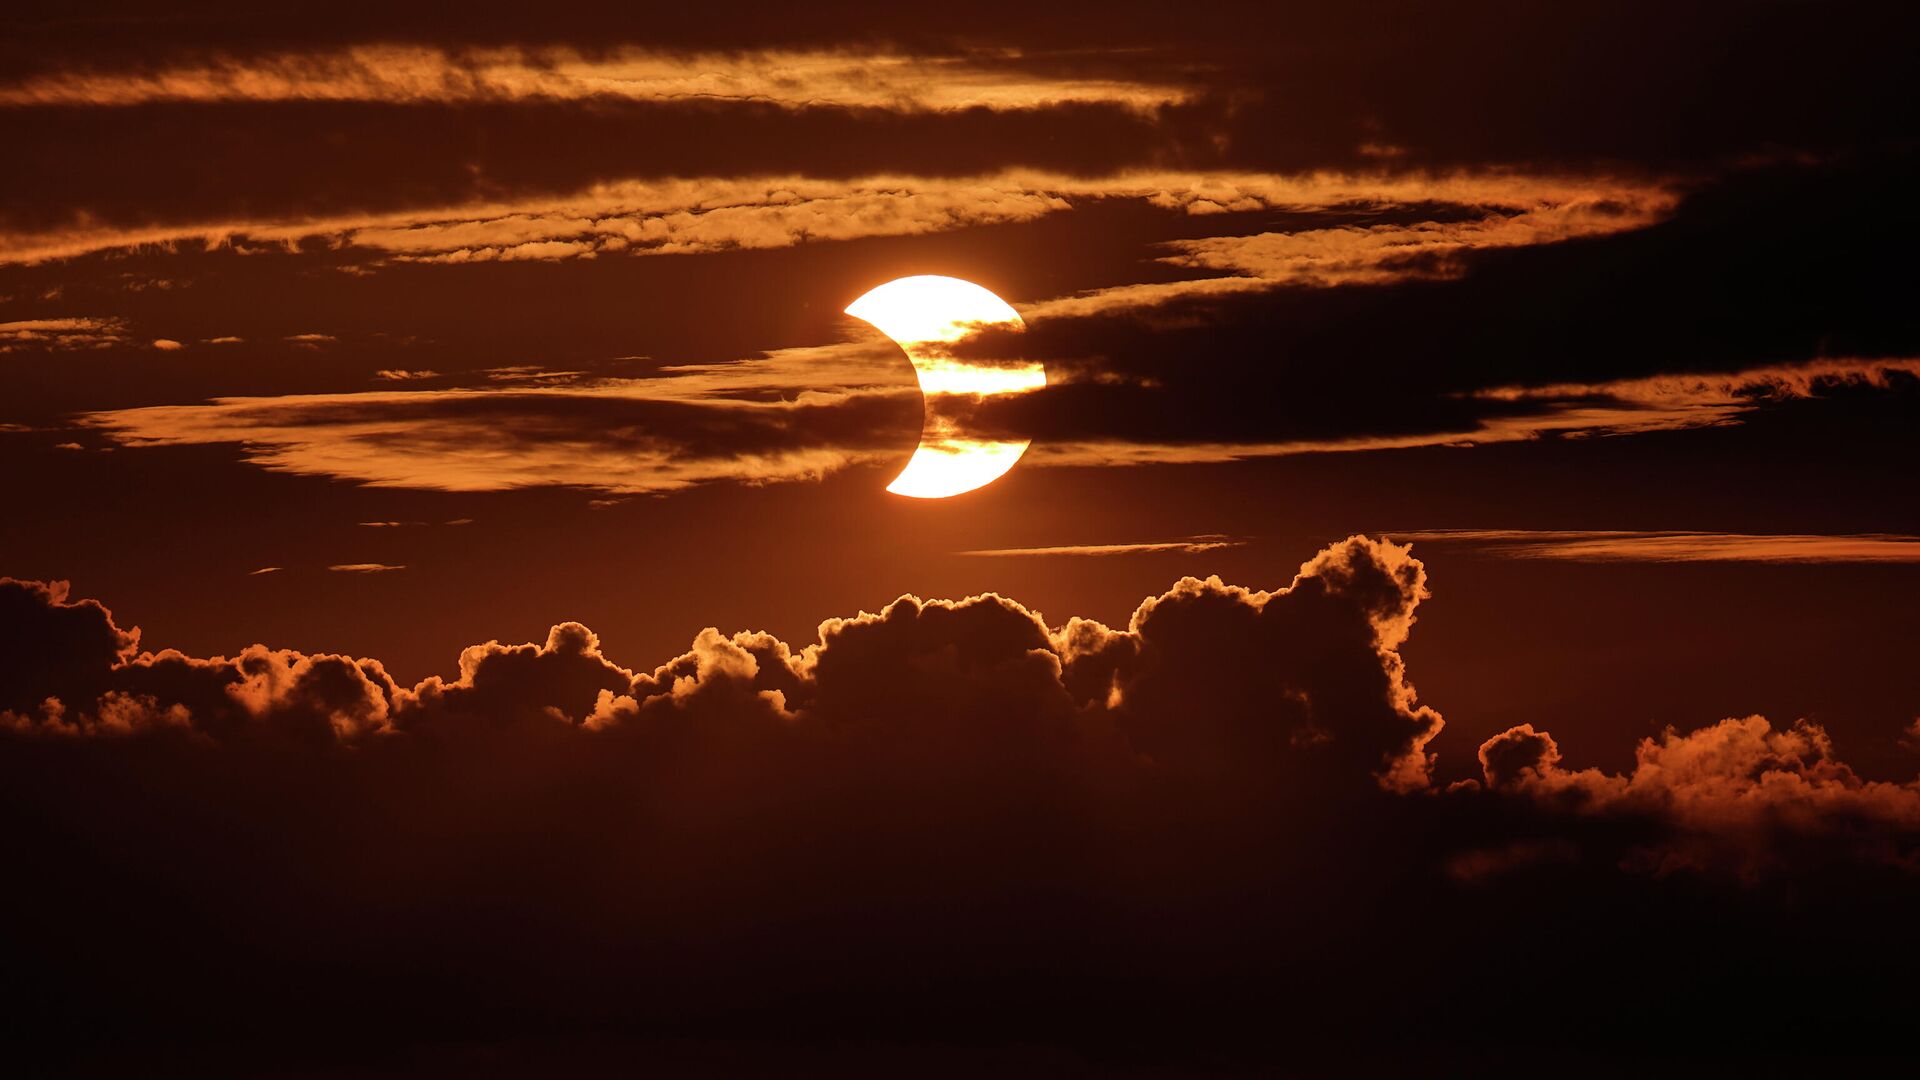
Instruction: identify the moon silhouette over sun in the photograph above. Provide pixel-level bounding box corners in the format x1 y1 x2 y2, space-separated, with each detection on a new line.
844 275 1043 498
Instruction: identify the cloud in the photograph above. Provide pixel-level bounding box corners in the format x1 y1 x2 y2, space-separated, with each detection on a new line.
957 536 1243 557
90 168 1887 505
2 537 1441 791
81 378 920 494
327 563 405 573
0 316 130 352
1390 530 1920 563
76 330 1920 498
0 1 1907 286
1014 356 1920 466
0 167 1664 265
0 45 1194 112
21 534 1920 864
1156 198 1672 286
1476 717 1920 875
0 576 399 744
949 158 1920 462
6 536 1920 1064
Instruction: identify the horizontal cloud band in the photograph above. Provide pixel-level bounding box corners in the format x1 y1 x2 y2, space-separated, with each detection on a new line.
7 536 1917 879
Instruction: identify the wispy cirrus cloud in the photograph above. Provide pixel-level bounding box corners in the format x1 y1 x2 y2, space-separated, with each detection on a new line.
1390 530 1920 563
75 293 1920 500
0 169 1669 266
1022 357 1920 468
0 45 1195 112
957 536 1244 557
80 378 918 495
1157 199 1671 286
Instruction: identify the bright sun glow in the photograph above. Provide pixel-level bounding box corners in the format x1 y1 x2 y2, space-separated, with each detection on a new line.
844 275 1042 499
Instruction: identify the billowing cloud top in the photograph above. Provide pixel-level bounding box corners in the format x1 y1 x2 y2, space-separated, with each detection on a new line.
6 536 1919 1068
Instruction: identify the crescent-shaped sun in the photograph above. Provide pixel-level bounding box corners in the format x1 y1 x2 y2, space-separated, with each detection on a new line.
844 275 1043 498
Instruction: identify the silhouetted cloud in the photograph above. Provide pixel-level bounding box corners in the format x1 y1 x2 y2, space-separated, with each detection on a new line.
5 538 1919 1067
1476 717 1920 875
10 537 1916 859
2 538 1441 787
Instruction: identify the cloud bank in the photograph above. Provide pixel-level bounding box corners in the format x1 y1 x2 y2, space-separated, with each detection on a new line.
5 536 1917 1068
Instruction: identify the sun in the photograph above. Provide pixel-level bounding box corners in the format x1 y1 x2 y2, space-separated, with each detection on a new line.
843 275 1044 499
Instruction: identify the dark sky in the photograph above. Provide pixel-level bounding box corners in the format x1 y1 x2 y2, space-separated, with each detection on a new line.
3 2 1919 1072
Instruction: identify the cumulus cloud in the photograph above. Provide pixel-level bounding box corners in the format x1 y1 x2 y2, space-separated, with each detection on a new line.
1477 717 1920 875
2 539 1440 790
12 536 1917 867
0 577 398 744
5 537 1919 1065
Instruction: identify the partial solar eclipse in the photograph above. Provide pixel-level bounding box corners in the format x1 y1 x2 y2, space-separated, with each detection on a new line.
844 275 1043 498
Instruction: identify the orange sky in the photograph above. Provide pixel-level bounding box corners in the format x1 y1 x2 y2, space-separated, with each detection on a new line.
2 2 1918 1069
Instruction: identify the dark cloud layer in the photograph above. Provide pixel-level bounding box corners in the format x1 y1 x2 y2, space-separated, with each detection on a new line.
7 2 1913 167
0 100 1174 239
5 2 1913 247
5 538 1918 1070
963 155 1920 449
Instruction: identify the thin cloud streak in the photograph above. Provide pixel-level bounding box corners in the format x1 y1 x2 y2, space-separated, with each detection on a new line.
1031 356 1920 467
957 537 1244 557
81 380 913 494
78 333 1920 498
0 45 1194 112
0 169 1668 265
1157 199 1672 286
1394 530 1920 563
